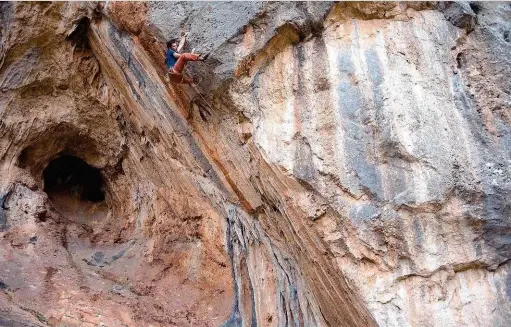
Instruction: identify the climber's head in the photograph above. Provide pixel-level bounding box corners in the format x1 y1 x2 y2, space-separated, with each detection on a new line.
167 39 179 51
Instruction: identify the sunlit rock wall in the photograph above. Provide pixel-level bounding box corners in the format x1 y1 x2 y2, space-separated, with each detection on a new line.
223 2 511 326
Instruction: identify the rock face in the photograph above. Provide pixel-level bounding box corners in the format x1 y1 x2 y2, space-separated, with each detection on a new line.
0 1 510 327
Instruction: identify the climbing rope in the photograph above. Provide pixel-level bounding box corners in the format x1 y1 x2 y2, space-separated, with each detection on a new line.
190 84 213 121
191 84 213 112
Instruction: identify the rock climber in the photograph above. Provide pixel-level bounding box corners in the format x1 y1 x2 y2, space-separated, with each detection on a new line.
165 32 209 85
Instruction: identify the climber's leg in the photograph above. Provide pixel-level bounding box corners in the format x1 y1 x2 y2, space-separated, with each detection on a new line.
172 53 200 74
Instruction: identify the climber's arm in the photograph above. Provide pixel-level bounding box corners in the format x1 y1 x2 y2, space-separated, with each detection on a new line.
177 32 187 53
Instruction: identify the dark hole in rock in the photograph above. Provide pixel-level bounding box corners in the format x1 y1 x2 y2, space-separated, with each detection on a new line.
504 30 510 43
67 17 91 50
469 2 481 14
456 52 465 69
43 155 104 203
17 149 28 169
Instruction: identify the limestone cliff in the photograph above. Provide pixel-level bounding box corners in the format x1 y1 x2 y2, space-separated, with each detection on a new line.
0 2 510 327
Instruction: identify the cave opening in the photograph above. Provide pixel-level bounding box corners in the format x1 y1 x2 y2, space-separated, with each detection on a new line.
43 155 105 203
66 17 91 50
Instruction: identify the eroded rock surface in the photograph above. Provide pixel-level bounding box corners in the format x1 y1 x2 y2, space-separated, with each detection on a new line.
0 2 510 327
